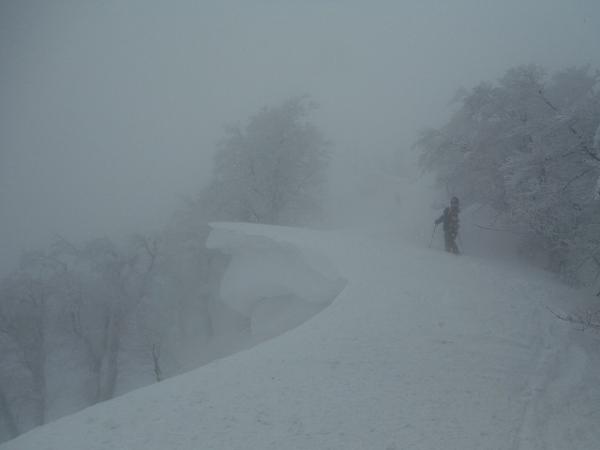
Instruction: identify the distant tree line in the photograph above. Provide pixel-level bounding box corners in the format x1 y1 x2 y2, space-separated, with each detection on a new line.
417 65 600 286
0 96 330 442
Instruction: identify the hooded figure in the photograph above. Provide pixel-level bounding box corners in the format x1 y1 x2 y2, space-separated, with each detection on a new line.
435 196 460 254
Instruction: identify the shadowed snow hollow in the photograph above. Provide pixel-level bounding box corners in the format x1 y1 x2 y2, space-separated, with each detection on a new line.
206 222 347 339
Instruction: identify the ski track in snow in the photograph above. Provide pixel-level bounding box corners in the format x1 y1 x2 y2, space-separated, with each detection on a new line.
2 224 600 450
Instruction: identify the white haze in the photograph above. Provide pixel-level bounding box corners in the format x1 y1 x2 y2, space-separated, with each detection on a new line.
1 0 600 274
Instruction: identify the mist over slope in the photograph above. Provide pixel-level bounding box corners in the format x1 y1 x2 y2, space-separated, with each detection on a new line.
2 222 599 450
2 2 600 447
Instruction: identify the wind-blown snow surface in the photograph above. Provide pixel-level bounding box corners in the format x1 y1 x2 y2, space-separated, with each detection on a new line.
3 223 600 450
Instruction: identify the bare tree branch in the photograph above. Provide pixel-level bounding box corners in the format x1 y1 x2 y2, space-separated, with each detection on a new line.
539 88 600 163
472 223 530 235
561 167 595 192
547 306 600 330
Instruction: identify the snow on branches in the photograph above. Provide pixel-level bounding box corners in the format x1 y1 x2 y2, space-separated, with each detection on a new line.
417 65 600 285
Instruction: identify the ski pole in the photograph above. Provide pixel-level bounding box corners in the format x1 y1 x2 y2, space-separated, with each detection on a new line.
428 223 438 248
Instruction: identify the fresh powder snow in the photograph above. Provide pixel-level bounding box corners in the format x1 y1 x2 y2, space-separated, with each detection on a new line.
2 222 600 450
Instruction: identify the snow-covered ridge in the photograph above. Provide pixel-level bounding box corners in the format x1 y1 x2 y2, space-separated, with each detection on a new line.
206 222 347 339
2 224 599 450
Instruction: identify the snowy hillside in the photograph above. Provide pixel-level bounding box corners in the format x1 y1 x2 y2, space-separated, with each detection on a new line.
2 223 600 450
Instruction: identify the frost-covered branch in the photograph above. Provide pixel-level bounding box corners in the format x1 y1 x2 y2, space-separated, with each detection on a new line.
547 306 600 331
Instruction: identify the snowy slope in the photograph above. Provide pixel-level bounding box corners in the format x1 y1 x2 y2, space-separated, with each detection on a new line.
3 223 600 450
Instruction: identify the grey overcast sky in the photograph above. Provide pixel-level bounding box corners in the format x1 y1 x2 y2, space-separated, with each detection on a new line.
1 0 599 273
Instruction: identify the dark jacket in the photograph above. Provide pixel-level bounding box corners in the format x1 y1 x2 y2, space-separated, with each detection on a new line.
435 206 459 237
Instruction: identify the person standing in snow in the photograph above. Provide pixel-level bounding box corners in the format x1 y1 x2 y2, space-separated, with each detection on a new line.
435 196 460 254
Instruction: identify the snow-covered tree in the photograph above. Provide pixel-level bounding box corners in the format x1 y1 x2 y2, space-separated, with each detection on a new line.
203 96 330 225
417 65 600 284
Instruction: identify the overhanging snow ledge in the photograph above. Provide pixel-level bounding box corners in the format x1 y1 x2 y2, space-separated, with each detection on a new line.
206 222 347 339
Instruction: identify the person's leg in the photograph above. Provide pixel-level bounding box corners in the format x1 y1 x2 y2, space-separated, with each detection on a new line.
450 238 460 254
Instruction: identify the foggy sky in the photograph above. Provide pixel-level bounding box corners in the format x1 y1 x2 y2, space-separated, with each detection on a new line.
1 0 599 274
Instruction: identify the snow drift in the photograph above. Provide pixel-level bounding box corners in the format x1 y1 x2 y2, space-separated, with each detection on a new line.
206 222 347 339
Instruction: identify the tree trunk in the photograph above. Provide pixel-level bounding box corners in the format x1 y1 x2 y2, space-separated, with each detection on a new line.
91 312 122 403
103 332 120 400
31 365 46 426
152 344 162 382
0 387 19 440
98 313 121 402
